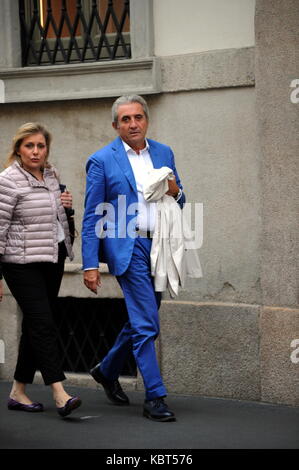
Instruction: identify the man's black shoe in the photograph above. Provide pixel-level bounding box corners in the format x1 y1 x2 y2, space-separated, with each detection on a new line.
143 397 176 422
89 365 130 406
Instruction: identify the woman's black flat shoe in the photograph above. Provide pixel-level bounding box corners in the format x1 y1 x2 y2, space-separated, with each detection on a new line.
7 397 44 412
57 396 82 418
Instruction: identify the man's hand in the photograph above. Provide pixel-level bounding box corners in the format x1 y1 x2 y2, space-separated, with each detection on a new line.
166 178 180 198
83 269 101 294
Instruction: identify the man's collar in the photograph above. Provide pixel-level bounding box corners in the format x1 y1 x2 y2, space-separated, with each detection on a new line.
121 139 149 154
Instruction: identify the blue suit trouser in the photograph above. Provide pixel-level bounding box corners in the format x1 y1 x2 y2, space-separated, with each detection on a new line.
100 237 167 401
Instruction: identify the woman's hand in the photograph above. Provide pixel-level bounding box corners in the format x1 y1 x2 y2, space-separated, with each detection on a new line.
60 190 73 209
0 280 3 302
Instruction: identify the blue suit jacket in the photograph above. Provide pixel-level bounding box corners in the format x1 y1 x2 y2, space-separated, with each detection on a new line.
81 136 185 276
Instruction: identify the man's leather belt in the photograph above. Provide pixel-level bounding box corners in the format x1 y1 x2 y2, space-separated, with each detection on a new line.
137 230 153 239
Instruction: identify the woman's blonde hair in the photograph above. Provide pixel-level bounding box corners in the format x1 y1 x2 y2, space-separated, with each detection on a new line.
5 122 52 168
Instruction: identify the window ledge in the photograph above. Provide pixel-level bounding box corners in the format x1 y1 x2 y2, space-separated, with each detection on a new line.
0 57 161 103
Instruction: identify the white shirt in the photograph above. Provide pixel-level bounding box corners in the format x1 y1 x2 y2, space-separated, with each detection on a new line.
57 219 65 243
122 139 156 232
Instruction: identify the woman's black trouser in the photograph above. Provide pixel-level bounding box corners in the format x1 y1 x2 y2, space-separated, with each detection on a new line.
2 244 67 385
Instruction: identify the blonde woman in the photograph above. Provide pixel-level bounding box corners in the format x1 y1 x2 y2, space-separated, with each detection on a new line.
0 123 81 418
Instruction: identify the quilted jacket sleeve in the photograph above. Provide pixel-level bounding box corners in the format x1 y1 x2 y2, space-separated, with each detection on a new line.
0 175 19 256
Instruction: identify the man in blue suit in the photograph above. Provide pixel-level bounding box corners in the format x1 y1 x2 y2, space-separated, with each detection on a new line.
82 95 185 422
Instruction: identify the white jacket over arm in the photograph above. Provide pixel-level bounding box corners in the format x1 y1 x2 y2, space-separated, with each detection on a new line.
143 167 202 297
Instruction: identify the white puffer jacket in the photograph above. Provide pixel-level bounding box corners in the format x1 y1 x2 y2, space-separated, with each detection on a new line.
0 161 74 264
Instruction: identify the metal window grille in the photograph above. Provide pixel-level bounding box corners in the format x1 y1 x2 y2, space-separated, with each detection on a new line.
53 297 137 376
19 0 131 66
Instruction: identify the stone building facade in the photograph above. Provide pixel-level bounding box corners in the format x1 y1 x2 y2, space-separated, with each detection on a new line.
0 0 298 406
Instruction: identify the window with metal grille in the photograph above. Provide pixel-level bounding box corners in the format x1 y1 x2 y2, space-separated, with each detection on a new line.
53 297 137 376
19 0 131 66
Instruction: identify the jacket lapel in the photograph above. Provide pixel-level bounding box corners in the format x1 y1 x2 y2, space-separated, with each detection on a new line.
148 140 162 169
112 137 137 195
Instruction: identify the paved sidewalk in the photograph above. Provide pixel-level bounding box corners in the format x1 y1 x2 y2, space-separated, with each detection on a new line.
0 381 298 449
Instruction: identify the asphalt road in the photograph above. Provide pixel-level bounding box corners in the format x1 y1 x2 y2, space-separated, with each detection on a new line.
0 381 298 451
